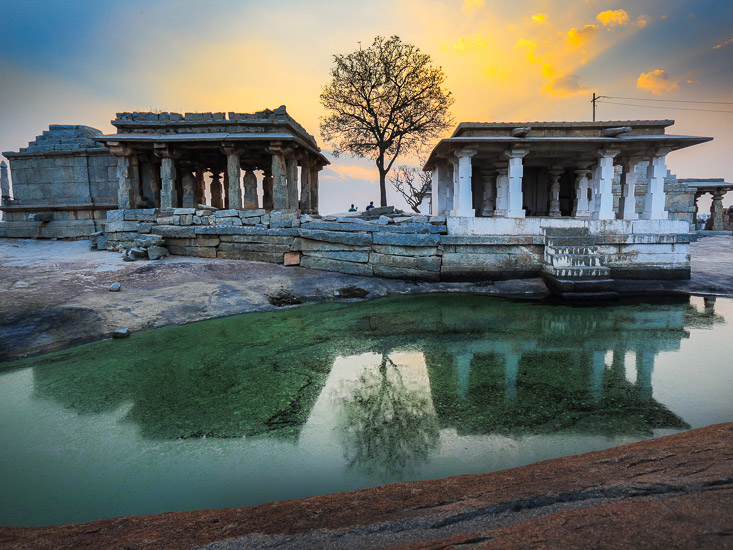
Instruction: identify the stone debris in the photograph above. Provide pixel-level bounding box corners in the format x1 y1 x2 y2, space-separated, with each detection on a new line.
146 246 169 260
130 247 147 258
112 328 130 338
267 289 302 307
109 282 121 292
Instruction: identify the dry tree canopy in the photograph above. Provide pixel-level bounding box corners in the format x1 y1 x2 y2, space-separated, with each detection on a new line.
320 35 453 206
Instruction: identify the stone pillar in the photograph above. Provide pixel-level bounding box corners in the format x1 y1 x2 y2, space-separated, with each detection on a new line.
450 149 476 217
298 162 311 212
505 148 528 218
591 149 619 220
635 350 654 402
309 165 321 214
286 155 298 210
181 171 196 208
591 351 605 403
454 352 473 400
642 148 671 220
572 167 592 217
210 172 223 209
194 166 205 207
243 170 259 210
433 162 453 216
271 151 288 210
225 150 243 209
223 170 230 209
160 157 178 209
0 161 10 204
480 168 496 216
711 190 725 230
548 166 562 217
504 353 519 404
618 157 641 220
494 164 509 217
262 170 274 210
114 152 139 210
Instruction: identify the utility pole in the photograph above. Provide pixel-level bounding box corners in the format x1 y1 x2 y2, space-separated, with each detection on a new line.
591 93 607 121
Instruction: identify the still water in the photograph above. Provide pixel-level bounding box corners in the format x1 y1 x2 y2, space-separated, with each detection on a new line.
1 294 731 526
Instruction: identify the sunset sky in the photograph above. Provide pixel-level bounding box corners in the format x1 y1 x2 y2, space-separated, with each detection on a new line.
1 0 731 213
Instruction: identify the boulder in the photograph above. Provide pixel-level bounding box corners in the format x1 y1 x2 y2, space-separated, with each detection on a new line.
146 246 168 260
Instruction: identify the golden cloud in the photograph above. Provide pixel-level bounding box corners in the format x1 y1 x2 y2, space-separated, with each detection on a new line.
321 163 378 182
566 25 597 48
596 9 630 27
713 37 733 49
542 74 590 97
531 13 547 23
636 69 679 95
453 34 488 52
462 0 484 15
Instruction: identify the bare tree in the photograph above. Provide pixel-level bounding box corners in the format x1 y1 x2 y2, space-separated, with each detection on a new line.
320 36 453 207
390 163 432 213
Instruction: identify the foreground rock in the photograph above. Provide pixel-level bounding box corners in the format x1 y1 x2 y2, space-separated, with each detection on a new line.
1 423 730 549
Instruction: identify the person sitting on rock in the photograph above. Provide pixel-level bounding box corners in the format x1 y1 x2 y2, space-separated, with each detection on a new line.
366 201 375 211
348 204 357 212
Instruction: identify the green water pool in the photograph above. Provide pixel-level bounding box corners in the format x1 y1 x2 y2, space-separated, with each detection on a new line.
1 294 731 526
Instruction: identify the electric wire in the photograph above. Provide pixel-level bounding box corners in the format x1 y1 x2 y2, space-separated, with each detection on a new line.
596 100 733 114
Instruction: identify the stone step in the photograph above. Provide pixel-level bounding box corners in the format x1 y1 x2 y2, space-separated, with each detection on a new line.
545 235 598 247
545 245 597 256
546 253 603 268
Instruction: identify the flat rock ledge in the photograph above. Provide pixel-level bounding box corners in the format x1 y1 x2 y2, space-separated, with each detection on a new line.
1 423 731 550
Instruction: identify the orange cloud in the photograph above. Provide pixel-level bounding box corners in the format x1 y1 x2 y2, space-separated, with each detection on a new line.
636 69 679 95
542 74 590 97
462 0 484 15
596 9 629 27
453 34 488 52
713 37 733 49
321 163 378 182
531 13 547 23
566 25 597 48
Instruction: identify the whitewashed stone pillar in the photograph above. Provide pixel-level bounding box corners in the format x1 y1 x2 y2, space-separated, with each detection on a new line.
209 172 223 209
286 155 298 210
592 149 620 220
505 148 528 218
224 149 243 209
181 171 196 208
618 157 641 220
548 166 563 217
450 149 476 217
243 170 258 210
270 148 288 210
572 167 592 217
480 168 496 216
494 164 509 217
0 161 10 204
642 148 671 220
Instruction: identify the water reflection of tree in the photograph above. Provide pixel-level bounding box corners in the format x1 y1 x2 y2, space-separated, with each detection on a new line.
337 355 439 476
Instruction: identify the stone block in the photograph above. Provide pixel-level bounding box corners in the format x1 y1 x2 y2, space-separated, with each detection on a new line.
218 242 291 253
266 228 300 236
196 225 268 235
167 245 217 258
300 256 373 276
165 237 220 247
239 209 266 218
301 221 379 232
298 229 372 246
270 219 298 228
104 220 140 232
241 217 260 226
138 223 153 234
372 244 440 257
173 208 196 215
216 249 284 263
220 235 293 244
215 216 243 226
124 210 157 222
302 250 370 263
151 225 196 238
283 251 301 266
429 215 446 224
382 223 446 234
174 214 194 225
291 238 371 252
214 209 240 218
106 210 125 221
372 265 440 281
373 232 440 247
441 235 542 245
369 253 441 271
157 216 175 224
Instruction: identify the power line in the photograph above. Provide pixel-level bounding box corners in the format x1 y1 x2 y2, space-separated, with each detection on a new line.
596 100 733 114
605 95 733 105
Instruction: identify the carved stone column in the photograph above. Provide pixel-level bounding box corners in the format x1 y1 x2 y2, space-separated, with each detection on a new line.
243 170 258 210
433 161 453 216
269 145 288 210
642 147 671 220
299 159 313 212
286 154 298 210
711 190 725 230
548 166 563 217
110 144 137 210
591 149 620 220
262 169 274 210
618 157 641 220
0 161 10 204
480 168 496 216
450 149 476 217
494 164 509 217
309 165 321 214
505 147 528 218
222 148 243 209
181 171 196 208
210 171 223 209
194 166 205 207
154 146 179 210
572 167 592 217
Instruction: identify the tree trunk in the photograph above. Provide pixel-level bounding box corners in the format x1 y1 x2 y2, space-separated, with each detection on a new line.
379 170 387 207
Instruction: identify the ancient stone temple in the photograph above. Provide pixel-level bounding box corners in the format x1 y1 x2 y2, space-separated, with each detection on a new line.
94 106 328 213
1 126 118 238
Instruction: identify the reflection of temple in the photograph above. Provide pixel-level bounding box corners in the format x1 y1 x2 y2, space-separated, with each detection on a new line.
30 295 722 444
